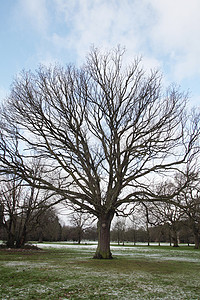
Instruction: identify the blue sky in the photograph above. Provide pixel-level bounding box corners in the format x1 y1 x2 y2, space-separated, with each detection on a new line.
0 0 200 107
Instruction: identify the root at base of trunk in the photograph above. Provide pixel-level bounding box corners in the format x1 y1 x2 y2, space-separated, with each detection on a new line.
93 252 113 259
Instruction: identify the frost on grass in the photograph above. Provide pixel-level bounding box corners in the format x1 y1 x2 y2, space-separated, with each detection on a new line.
114 250 200 262
3 261 50 268
1 244 200 299
1 268 199 300
110 246 200 263
32 242 200 264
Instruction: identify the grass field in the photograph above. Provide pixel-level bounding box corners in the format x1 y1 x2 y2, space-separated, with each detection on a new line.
0 243 199 299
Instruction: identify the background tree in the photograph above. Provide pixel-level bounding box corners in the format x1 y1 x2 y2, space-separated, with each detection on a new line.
111 217 126 245
0 175 23 247
83 226 98 241
0 47 198 258
126 214 140 245
175 171 200 249
60 225 72 241
69 210 95 244
153 202 183 247
149 224 167 246
0 162 56 247
29 207 62 242
140 203 153 246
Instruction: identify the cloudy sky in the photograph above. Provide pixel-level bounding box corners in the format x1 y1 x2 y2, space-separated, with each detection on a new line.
0 0 200 106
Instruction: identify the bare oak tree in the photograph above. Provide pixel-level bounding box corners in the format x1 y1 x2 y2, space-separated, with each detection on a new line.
0 47 198 258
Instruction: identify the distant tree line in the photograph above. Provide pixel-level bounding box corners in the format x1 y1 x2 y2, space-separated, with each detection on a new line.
0 207 98 244
0 198 199 248
0 167 199 248
111 218 196 247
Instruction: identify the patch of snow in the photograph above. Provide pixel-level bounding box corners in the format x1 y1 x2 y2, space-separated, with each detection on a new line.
33 243 98 249
4 261 52 268
32 242 200 263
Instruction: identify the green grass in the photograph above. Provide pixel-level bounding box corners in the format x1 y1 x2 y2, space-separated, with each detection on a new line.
0 245 199 299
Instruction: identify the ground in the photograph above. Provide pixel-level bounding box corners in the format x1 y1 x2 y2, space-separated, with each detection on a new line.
0 242 199 299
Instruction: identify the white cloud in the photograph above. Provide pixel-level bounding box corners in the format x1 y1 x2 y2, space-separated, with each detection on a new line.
51 0 156 65
149 0 200 48
148 0 200 81
12 0 199 94
15 0 49 33
51 0 200 85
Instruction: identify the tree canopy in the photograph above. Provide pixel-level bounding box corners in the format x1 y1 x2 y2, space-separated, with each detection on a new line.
0 47 199 258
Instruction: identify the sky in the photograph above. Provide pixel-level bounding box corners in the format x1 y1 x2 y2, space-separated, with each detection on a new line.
0 0 200 107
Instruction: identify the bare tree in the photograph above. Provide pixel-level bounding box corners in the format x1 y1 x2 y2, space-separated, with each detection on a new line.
69 210 95 244
150 201 184 247
184 188 200 249
0 47 198 258
127 213 141 245
0 163 56 248
175 170 200 249
0 175 23 247
112 217 126 245
29 207 62 242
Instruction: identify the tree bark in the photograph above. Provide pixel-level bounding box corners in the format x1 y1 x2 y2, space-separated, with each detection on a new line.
77 227 82 244
16 225 27 248
6 233 15 248
193 230 200 249
172 229 179 247
169 231 172 246
6 218 15 248
146 222 150 246
93 213 113 259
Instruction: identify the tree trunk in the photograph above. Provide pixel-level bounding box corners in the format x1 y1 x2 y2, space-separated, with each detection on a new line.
77 227 82 244
145 219 150 246
38 228 43 243
93 213 113 259
16 226 27 248
6 233 15 248
169 232 172 246
193 231 200 249
6 219 15 248
133 230 137 245
172 229 179 247
117 230 120 245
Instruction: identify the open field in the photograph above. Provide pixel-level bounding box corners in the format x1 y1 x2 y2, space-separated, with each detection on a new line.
0 243 199 299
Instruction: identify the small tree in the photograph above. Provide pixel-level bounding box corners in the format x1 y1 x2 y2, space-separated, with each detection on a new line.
0 47 198 258
112 217 126 245
29 207 62 242
127 212 141 245
143 199 184 247
176 173 200 249
0 164 56 247
69 210 95 244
